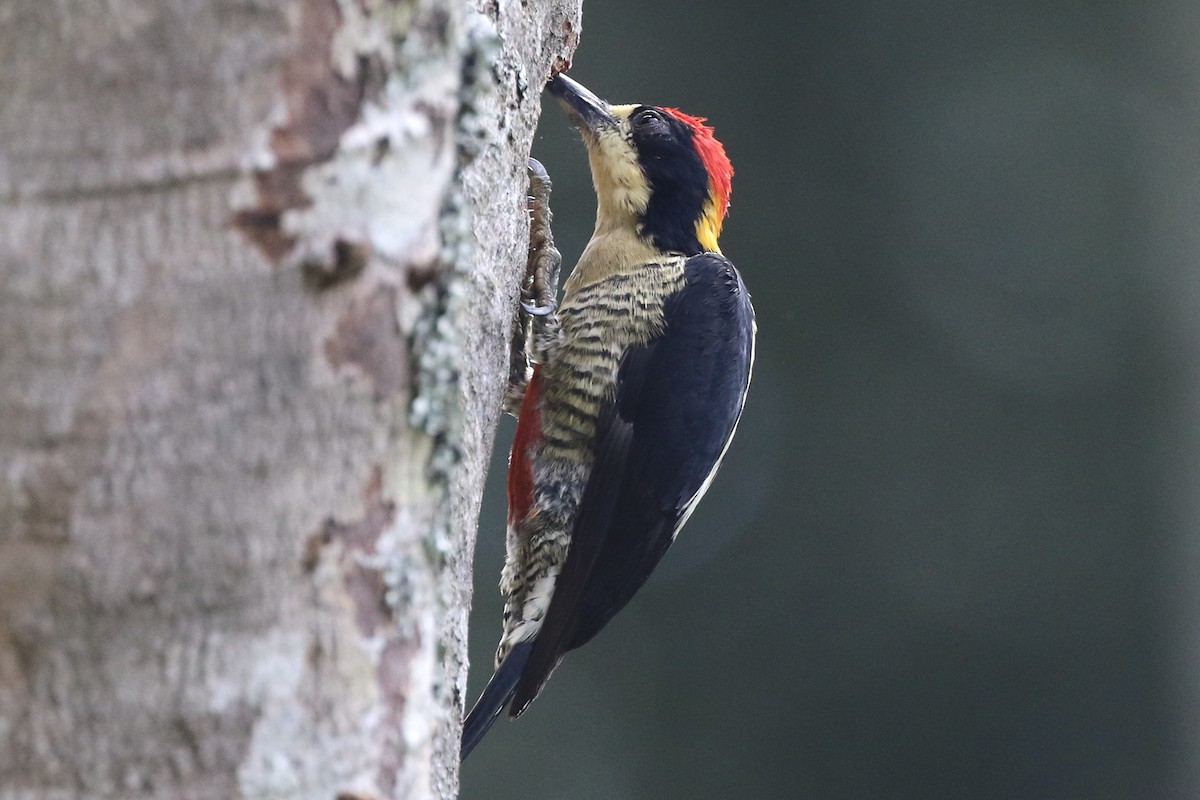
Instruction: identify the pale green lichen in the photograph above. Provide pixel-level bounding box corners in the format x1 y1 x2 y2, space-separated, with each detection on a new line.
330 0 417 77
409 19 502 483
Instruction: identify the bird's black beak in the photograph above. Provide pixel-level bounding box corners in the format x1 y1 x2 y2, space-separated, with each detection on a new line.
547 74 618 133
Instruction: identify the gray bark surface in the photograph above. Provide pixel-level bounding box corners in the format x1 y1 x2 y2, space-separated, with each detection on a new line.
0 1 580 798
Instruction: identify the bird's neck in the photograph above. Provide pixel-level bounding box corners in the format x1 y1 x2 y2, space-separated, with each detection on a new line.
563 224 666 295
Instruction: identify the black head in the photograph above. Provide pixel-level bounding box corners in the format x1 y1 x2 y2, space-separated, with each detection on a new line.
627 106 713 254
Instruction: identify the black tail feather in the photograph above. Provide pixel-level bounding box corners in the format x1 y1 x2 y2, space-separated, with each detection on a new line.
460 641 533 760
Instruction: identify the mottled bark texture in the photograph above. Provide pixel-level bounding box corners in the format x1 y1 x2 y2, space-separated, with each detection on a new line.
0 0 581 798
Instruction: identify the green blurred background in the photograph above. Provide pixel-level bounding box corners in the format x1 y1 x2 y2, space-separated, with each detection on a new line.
462 2 1200 798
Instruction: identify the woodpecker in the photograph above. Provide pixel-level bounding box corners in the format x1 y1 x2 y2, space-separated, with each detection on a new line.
461 74 755 758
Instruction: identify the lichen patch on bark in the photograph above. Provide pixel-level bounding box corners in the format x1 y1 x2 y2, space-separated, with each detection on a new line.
302 462 435 796
231 0 384 264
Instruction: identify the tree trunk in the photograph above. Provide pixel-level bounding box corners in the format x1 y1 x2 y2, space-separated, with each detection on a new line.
0 1 580 797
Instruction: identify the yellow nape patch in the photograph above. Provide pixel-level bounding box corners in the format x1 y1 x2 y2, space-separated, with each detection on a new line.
695 194 724 254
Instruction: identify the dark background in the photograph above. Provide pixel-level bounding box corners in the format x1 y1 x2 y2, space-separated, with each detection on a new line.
462 2 1200 798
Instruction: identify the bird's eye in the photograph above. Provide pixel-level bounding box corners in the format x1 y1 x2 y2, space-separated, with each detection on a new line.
634 108 665 130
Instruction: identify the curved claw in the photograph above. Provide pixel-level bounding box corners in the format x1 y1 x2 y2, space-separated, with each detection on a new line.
527 157 550 182
521 300 556 317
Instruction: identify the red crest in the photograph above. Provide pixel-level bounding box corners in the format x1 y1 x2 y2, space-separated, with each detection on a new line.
664 109 733 218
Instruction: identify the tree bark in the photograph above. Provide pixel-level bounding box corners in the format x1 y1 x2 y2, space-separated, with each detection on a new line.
0 1 580 798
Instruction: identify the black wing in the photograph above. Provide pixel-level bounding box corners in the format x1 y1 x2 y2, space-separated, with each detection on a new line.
511 253 755 714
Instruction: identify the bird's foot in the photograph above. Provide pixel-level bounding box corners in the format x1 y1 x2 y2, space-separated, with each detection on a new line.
523 157 561 316
505 157 563 415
